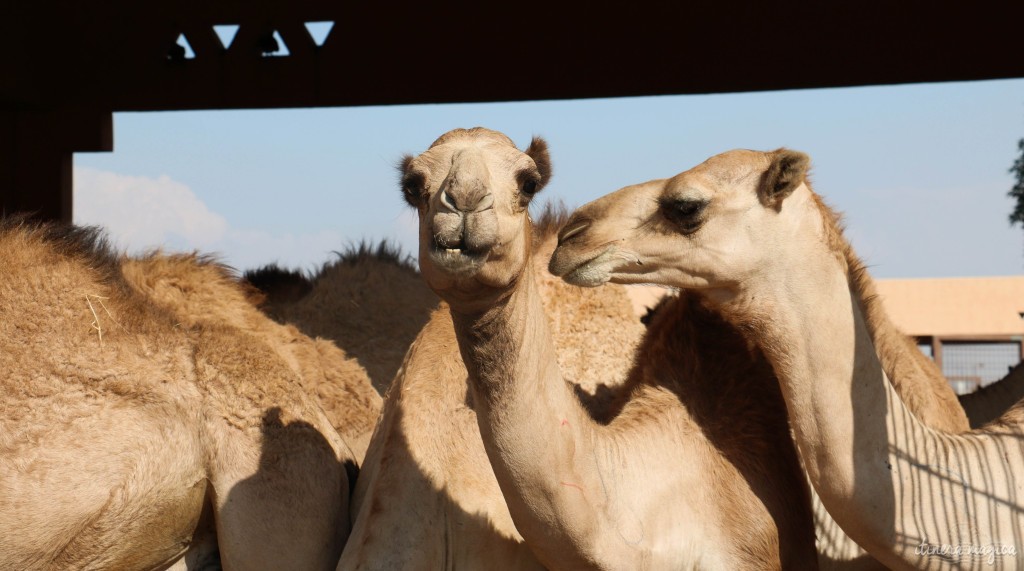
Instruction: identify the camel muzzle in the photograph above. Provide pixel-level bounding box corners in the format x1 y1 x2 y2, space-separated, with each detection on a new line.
428 208 498 277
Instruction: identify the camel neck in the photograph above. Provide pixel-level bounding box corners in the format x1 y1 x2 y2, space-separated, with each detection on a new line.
444 262 640 568
719 244 1024 568
448 265 550 401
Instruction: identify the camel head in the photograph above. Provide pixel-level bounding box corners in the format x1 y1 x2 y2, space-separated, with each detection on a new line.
401 127 552 298
549 148 813 296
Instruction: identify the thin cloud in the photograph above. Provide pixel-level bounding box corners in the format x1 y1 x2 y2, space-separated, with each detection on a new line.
72 167 397 271
74 167 227 249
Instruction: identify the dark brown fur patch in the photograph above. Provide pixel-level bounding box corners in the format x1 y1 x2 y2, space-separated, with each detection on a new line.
397 154 423 207
524 137 553 188
244 264 314 306
332 240 416 270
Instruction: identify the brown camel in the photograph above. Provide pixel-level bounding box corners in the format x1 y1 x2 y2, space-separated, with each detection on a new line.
357 127 822 569
0 220 353 570
245 242 438 397
550 148 1024 570
959 363 1024 428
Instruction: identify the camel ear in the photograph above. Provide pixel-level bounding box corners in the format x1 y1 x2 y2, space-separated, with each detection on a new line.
525 137 553 190
759 149 810 209
397 154 425 208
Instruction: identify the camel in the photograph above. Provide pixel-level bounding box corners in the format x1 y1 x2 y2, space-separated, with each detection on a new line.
960 363 1024 428
549 148 1024 569
0 220 354 570
337 231 650 564
360 126 823 569
245 242 438 397
122 252 382 464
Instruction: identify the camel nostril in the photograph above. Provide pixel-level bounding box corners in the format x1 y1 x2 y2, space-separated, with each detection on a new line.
472 193 494 213
439 188 493 213
558 218 592 245
439 189 459 213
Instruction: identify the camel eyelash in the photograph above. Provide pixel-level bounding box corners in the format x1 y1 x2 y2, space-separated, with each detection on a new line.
516 169 542 196
401 173 426 195
659 197 709 231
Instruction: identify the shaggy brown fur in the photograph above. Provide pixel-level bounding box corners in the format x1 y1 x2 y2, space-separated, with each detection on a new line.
124 253 382 461
244 264 313 305
0 218 353 570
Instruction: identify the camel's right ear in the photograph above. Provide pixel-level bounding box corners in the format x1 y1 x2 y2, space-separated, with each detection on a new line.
759 149 810 209
525 137 553 190
397 154 425 208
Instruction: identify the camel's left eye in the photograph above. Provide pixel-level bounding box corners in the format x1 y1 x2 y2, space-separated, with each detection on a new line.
521 179 539 197
661 198 708 233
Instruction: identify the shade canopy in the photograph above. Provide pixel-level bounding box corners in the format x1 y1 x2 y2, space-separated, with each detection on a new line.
2 2 1022 221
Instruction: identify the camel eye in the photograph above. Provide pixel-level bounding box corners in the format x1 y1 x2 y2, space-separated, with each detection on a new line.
401 173 426 204
661 198 708 233
521 179 539 197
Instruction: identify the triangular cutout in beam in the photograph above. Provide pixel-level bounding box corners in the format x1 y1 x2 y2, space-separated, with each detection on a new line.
168 33 196 60
304 21 334 47
259 30 290 57
213 24 240 49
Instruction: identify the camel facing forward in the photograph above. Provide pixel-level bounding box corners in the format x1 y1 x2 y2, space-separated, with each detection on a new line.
377 127 821 569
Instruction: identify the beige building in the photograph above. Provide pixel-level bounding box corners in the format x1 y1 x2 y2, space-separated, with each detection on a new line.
875 276 1024 393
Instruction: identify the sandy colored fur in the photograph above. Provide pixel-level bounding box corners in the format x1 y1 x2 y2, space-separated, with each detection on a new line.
124 253 382 460
251 244 439 398
808 193 969 434
0 219 352 570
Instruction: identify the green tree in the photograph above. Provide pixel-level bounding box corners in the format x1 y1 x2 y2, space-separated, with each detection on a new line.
1011 138 1024 227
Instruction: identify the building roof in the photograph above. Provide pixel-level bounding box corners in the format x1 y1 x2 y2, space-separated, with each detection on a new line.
875 276 1024 338
625 276 1024 339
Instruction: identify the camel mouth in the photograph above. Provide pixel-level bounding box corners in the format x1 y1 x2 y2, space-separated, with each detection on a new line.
428 239 489 276
550 245 618 288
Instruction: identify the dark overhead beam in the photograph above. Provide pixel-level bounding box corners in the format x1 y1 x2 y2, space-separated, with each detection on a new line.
1 2 1022 222
2 2 1023 112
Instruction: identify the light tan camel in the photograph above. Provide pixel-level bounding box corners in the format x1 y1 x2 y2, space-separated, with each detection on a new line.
549 148 1024 570
245 243 438 397
337 232 650 565
960 363 1024 428
0 220 353 571
357 127 822 569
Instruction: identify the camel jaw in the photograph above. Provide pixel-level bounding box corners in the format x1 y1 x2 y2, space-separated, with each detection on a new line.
427 240 489 277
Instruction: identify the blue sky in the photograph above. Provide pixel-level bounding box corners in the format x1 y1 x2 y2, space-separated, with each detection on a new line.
74 78 1024 277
